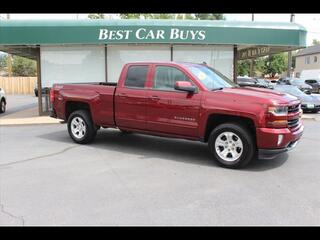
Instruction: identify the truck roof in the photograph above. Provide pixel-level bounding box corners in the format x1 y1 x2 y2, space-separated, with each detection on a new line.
124 61 204 67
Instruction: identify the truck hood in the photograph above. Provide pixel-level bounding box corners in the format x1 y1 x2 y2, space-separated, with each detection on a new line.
211 87 298 105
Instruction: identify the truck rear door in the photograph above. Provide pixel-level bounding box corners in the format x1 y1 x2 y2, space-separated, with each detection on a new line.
114 64 151 130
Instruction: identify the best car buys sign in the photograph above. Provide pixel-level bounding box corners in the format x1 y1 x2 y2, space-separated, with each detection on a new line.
97 27 206 43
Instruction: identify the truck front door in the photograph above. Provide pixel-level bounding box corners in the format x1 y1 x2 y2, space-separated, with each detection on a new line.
146 65 201 138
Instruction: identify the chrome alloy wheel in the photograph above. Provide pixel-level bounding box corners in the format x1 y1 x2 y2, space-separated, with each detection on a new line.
214 131 243 162
71 117 86 139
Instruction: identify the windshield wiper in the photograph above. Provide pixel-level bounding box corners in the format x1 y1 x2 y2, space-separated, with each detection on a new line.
211 87 224 91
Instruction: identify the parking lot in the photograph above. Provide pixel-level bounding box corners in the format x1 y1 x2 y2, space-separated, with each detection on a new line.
0 95 37 118
0 118 320 225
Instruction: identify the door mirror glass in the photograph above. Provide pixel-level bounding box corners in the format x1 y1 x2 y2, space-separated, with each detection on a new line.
174 81 196 93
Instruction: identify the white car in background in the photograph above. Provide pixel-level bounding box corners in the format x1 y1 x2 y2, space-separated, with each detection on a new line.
0 87 6 113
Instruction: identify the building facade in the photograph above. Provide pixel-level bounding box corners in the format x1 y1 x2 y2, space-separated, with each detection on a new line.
295 45 320 77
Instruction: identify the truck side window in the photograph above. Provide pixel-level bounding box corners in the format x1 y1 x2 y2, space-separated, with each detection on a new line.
124 66 148 88
153 66 193 91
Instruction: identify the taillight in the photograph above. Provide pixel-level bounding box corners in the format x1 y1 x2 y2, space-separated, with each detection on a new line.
50 89 55 103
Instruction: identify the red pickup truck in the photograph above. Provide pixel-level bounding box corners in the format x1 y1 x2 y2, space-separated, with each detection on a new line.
50 62 304 168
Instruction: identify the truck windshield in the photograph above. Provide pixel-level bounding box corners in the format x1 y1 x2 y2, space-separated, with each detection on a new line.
187 65 237 90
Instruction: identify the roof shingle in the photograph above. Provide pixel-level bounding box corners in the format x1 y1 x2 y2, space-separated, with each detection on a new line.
297 44 320 56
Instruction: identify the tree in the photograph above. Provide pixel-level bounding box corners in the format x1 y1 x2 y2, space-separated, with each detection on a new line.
119 13 224 20
184 14 196 20
312 39 320 46
194 14 225 20
0 54 7 69
259 53 287 78
175 14 196 20
88 14 105 19
120 14 176 19
149 14 175 19
119 14 142 19
237 60 251 76
12 56 36 77
254 57 266 77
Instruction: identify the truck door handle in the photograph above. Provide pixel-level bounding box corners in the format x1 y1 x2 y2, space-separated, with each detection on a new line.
150 96 160 101
118 93 127 98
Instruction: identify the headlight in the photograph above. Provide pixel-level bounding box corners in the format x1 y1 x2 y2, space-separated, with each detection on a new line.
268 106 288 116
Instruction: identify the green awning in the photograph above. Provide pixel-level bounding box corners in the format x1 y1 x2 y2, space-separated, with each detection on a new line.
0 19 307 47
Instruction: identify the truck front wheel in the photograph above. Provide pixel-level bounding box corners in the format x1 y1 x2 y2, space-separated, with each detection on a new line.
67 110 97 144
208 123 256 169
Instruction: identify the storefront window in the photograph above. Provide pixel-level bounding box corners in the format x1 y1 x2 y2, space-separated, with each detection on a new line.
107 45 171 83
40 45 106 88
172 45 233 79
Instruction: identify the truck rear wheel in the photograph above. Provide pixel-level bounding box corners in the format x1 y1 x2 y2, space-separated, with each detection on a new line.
67 110 97 144
0 99 5 113
208 123 256 169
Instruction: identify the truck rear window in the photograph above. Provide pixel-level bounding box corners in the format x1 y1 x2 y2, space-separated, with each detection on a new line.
124 66 148 88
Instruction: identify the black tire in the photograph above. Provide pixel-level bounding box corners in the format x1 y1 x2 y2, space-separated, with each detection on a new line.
0 99 5 113
208 123 256 169
67 110 97 144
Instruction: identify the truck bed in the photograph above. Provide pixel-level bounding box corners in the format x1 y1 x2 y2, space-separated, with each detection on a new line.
52 82 117 127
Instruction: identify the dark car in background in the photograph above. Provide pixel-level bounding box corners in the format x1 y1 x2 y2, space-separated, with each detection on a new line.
303 79 320 93
277 77 313 93
255 78 273 89
237 77 269 88
34 82 48 97
290 78 313 93
273 85 320 113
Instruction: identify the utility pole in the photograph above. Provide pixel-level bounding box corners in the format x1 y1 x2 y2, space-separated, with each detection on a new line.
6 14 13 77
287 14 295 77
249 14 255 77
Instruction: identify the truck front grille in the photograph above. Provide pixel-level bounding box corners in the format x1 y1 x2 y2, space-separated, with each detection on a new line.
288 103 300 114
288 118 300 129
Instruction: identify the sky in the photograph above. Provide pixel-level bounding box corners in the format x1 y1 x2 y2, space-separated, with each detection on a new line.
0 13 320 46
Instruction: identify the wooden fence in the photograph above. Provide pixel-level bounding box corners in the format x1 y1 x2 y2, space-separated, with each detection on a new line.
0 77 37 95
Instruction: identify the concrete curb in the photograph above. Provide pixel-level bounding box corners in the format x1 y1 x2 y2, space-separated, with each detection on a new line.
302 115 319 121
0 116 61 126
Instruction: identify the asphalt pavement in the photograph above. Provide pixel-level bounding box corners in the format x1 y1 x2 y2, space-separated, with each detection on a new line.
0 95 37 117
0 119 320 225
